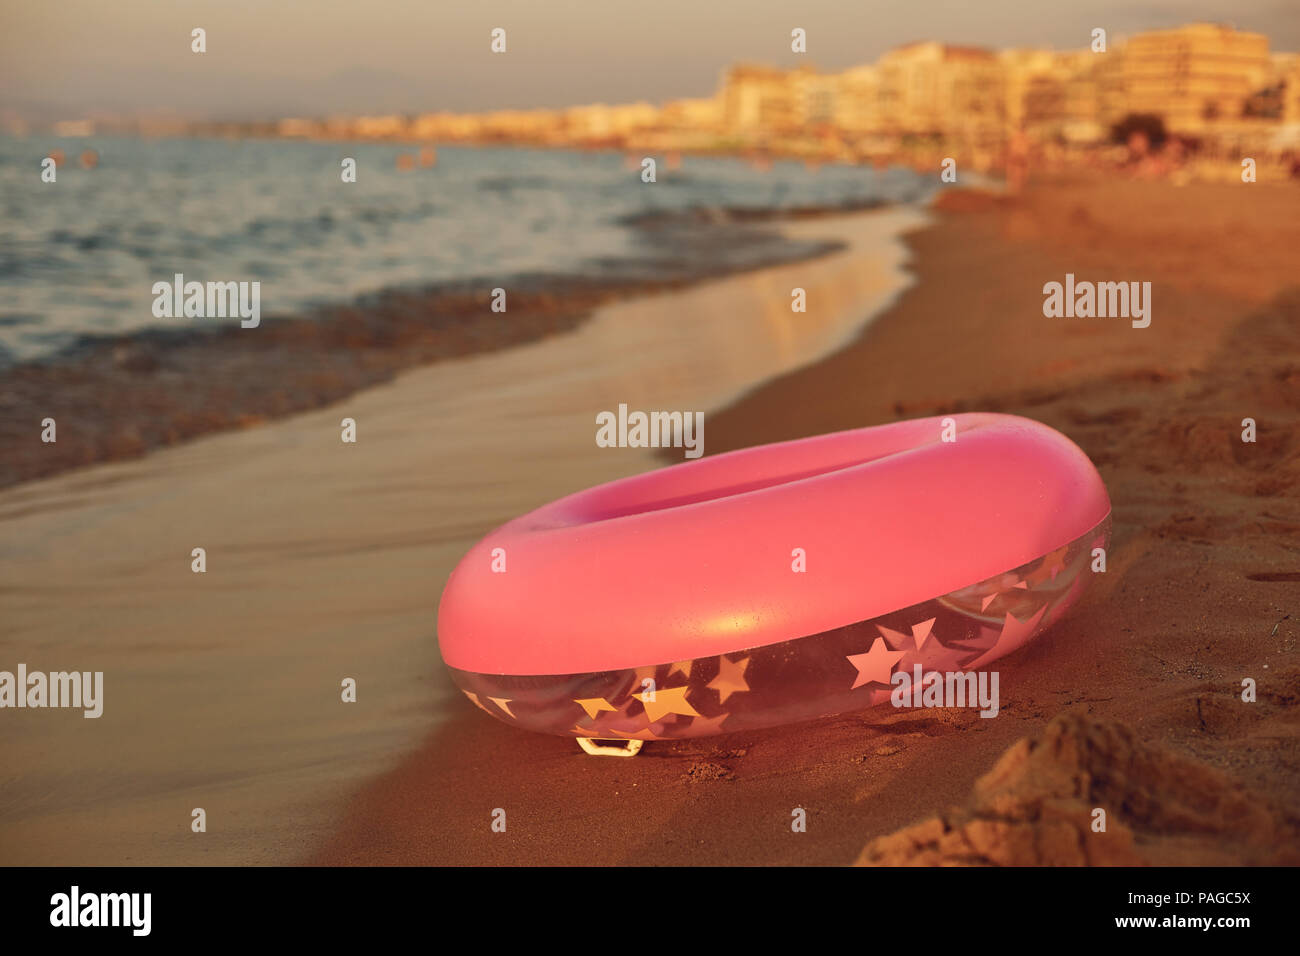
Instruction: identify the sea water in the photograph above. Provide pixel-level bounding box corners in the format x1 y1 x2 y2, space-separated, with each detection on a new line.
0 137 929 365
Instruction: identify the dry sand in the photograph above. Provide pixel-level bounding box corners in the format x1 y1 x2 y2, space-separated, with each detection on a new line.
0 205 924 865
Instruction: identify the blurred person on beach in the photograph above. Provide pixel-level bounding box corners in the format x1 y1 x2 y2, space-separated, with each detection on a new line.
1006 124 1030 194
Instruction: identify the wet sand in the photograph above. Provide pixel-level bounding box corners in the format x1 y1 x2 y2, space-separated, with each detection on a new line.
313 178 1300 865
0 212 850 491
0 205 925 865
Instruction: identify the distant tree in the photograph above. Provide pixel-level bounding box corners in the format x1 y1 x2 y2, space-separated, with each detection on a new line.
1109 113 1167 150
1242 84 1284 119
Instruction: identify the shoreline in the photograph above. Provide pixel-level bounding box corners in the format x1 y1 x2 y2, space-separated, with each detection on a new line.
312 177 1300 866
0 203 926 865
0 203 881 491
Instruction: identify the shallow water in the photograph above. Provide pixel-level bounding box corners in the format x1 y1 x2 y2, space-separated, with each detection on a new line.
0 138 930 364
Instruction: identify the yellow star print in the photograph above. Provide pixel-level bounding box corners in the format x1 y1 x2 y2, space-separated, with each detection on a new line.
633 685 700 722
707 656 751 703
574 697 617 719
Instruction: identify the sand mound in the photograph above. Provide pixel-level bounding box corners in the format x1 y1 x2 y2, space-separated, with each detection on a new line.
856 712 1300 866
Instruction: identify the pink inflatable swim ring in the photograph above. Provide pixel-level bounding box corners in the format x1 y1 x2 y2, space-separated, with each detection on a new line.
438 413 1110 748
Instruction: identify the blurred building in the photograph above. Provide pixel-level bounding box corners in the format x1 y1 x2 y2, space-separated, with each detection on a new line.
799 72 840 128
720 63 810 133
563 102 659 142
1121 23 1271 133
250 19 1295 161
876 42 1005 146
658 97 724 130
1267 54 1300 123
832 65 882 133
276 118 320 138
478 108 564 142
1001 49 1115 143
352 114 409 139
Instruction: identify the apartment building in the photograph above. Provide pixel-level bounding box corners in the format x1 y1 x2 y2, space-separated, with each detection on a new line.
1121 22 1271 133
875 42 1005 145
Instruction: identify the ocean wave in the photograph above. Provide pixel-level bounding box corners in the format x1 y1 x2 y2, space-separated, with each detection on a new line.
0 138 926 362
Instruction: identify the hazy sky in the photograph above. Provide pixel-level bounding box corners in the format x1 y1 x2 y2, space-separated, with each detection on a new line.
2 0 1296 120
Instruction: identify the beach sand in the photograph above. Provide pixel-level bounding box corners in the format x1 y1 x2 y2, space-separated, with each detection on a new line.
312 178 1300 866
3 178 1297 866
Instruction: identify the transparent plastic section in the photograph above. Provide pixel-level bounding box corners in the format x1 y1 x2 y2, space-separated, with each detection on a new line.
448 515 1111 740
